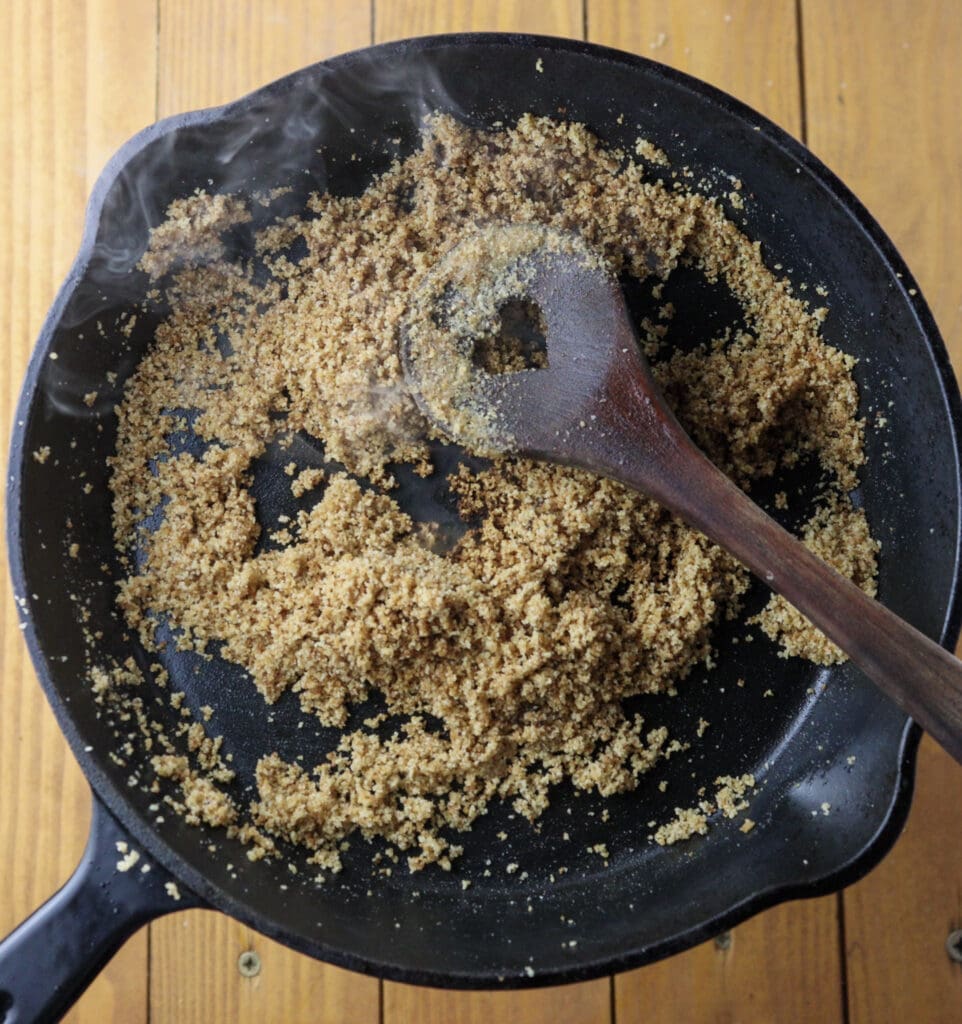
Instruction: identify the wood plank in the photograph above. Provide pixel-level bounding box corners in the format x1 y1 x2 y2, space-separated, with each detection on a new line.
844 738 962 1024
377 4 609 1023
586 4 843 1020
0 1 156 1022
587 0 802 135
610 896 843 1024
803 3 962 1021
384 983 612 1024
158 0 372 114
374 0 583 39
802 0 962 372
149 4 379 1022
150 910 380 1024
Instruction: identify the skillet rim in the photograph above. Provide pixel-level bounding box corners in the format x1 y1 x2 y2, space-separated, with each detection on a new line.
6 31 960 988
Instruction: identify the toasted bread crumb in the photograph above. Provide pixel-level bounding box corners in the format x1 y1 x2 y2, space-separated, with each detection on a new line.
107 112 875 872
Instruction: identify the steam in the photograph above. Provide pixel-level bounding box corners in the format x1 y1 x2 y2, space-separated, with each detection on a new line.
79 51 464 293
44 45 474 439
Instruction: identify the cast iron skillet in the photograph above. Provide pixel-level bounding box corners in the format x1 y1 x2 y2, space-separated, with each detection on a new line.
1 33 961 1022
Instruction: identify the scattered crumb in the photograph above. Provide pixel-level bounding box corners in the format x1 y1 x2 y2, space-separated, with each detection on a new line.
654 775 755 845
116 848 140 872
714 774 755 818
291 466 325 498
634 137 670 166
751 495 879 663
655 807 708 845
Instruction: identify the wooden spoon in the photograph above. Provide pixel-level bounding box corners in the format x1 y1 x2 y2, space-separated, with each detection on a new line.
402 244 962 764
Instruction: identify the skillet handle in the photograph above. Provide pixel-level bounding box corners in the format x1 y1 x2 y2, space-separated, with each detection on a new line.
0 794 200 1023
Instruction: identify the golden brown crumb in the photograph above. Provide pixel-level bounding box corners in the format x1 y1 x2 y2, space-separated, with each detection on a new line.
291 467 325 498
635 137 670 166
107 113 875 871
138 191 251 278
654 774 755 845
116 847 140 872
655 807 709 845
714 773 755 818
751 495 878 663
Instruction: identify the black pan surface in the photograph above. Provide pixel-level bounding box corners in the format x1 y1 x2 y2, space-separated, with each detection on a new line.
6 33 962 991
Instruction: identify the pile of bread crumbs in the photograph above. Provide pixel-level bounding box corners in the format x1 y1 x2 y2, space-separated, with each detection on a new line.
103 113 879 872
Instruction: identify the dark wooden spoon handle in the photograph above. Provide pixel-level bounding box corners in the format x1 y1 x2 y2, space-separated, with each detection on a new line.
596 361 962 764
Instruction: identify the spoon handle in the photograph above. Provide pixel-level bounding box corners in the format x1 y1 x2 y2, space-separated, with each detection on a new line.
608 405 962 764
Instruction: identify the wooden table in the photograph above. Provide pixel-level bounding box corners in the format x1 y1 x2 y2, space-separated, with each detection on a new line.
1 2 960 1021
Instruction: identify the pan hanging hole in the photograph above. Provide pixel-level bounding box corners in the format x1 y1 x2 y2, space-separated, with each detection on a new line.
472 298 548 374
946 929 962 963
0 990 12 1022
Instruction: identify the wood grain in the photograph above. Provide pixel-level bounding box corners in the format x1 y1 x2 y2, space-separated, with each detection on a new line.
587 0 802 134
375 0 583 39
803 2 962 1021
150 910 380 1024
158 0 372 114
612 897 843 1024
587 4 842 1020
384 984 612 1024
148 4 379 1022
802 0 962 374
0 1 156 1021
